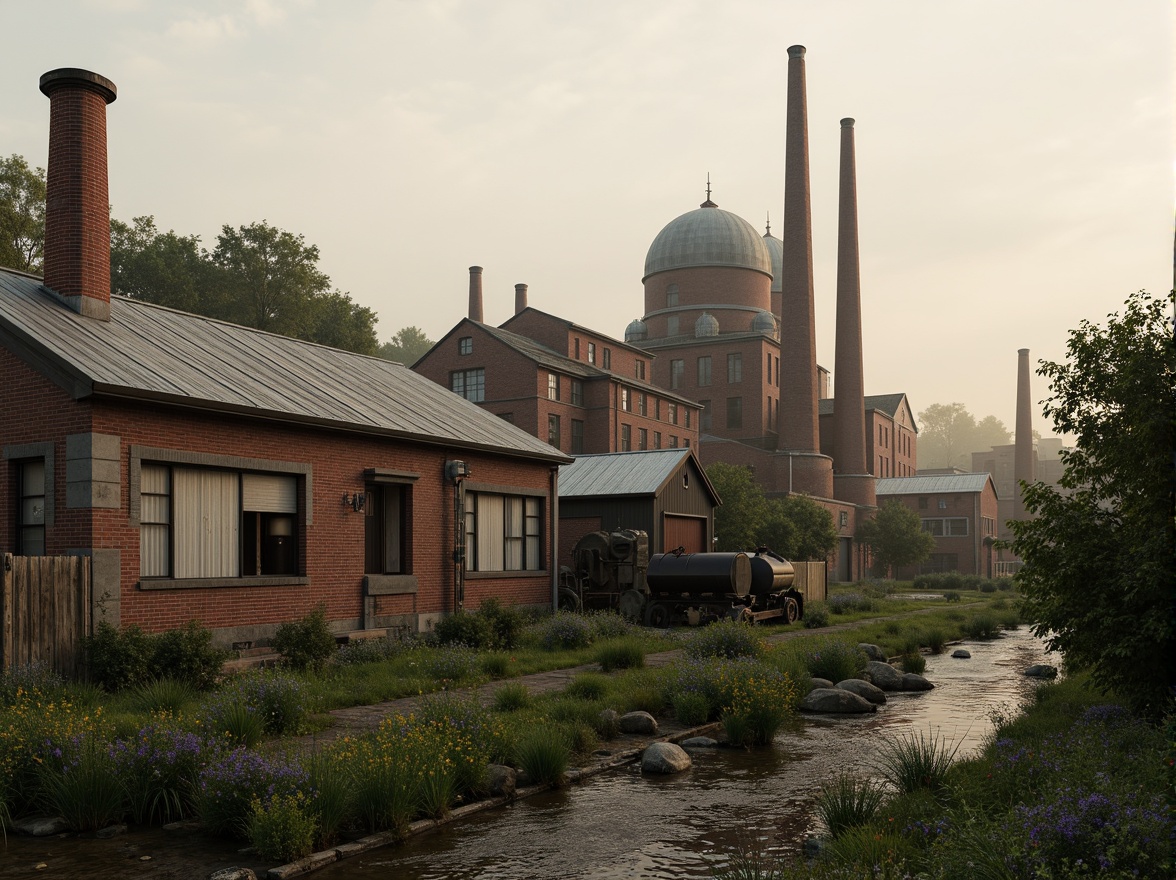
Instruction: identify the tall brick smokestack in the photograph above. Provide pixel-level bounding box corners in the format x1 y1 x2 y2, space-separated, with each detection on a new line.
514 283 528 315
39 68 117 321
832 118 875 508
776 45 832 497
1013 348 1036 520
468 266 483 322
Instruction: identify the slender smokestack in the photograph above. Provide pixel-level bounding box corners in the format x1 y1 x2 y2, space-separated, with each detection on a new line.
39 68 117 321
514 283 528 315
1013 348 1035 520
468 266 483 322
778 45 819 455
832 118 874 507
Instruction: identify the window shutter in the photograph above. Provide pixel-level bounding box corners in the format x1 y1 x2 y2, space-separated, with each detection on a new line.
242 474 297 513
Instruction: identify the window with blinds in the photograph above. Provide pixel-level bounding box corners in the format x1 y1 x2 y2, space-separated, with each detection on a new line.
463 492 542 572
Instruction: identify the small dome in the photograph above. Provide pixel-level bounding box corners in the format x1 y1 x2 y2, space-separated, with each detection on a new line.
644 202 773 280
751 309 778 337
695 312 719 337
624 318 648 342
763 231 783 294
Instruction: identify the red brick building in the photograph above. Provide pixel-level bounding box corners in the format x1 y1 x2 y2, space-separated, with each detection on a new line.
0 68 570 648
414 296 700 457
875 474 999 578
819 393 918 479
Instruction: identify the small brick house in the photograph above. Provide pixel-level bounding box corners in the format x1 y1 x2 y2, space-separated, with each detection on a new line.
0 68 571 648
413 290 701 457
875 473 999 578
819 393 919 479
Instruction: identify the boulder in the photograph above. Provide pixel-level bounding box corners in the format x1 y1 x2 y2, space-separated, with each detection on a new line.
858 643 887 662
1024 664 1058 679
835 678 887 705
484 763 517 798
209 870 258 880
12 816 70 837
641 742 692 774
808 677 834 690
800 687 877 714
95 823 127 839
901 673 934 691
862 660 904 691
951 648 971 659
678 736 719 749
619 711 659 735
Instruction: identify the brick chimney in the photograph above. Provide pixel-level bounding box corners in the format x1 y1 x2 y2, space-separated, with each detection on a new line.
832 118 875 508
468 266 483 322
776 45 833 497
39 68 117 321
1013 348 1036 520
514 283 528 315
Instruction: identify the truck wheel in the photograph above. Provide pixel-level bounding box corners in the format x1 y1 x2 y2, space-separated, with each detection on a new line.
557 587 582 612
644 602 671 628
619 589 645 622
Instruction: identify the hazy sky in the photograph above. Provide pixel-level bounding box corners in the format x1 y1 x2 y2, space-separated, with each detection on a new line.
2 1 1171 440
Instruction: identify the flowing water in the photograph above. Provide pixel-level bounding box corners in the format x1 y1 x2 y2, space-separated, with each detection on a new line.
1 627 1056 880
322 626 1056 880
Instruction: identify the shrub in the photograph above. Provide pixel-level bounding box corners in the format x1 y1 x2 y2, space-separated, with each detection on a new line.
196 749 307 838
586 610 641 641
128 677 198 714
152 621 228 690
566 673 610 701
249 792 315 862
962 613 1001 640
683 618 764 660
513 726 569 785
112 722 207 824
672 690 711 726
875 727 962 794
433 610 494 650
36 734 126 832
84 620 154 691
0 662 67 704
303 749 351 848
335 636 406 665
828 592 875 615
200 694 266 747
816 774 886 837
478 598 525 650
531 611 593 651
347 724 417 835
480 651 517 678
424 643 482 683
272 605 336 672
979 580 997 593
412 692 504 796
802 638 866 683
994 577 1014 592
944 590 961 603
922 627 947 654
595 637 646 672
720 665 797 747
802 602 829 628
491 682 532 712
219 669 309 736
900 652 926 674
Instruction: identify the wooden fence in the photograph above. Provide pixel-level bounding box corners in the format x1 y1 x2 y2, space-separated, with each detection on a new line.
791 560 828 606
1 554 92 677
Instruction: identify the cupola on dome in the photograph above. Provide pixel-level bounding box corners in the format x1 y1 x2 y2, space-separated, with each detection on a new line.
751 309 778 337
644 197 773 281
695 312 719 337
624 318 648 342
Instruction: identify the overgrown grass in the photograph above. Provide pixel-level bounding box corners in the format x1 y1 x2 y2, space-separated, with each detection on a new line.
595 636 646 671
513 726 570 786
875 727 964 794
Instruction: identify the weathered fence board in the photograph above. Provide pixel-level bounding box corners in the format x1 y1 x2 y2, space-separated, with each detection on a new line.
1 554 91 677
791 560 828 606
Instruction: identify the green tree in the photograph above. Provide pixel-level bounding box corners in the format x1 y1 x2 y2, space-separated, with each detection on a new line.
378 325 434 364
763 494 838 560
706 462 769 551
857 500 935 578
917 403 1011 470
1010 289 1175 717
303 290 379 356
111 216 224 315
0 154 46 273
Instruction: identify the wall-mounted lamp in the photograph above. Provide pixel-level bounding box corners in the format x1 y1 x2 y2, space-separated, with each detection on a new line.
445 460 471 483
342 491 368 514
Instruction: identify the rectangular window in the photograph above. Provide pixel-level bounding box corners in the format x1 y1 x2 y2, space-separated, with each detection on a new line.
920 518 969 537
668 403 678 425
451 368 485 402
670 359 684 389
666 285 679 307
667 315 679 336
697 356 712 387
637 393 647 416
938 499 947 510
918 497 928 509
727 352 742 383
498 412 514 423
602 348 611 369
621 387 631 412
574 338 581 359
571 419 584 455
458 337 472 355
365 483 410 575
727 397 743 429
547 372 560 401
654 399 662 420
463 493 543 572
17 459 47 556
571 380 584 406
621 424 632 451
685 410 691 428
548 414 561 448
587 342 596 364
635 361 646 380
669 435 678 448
653 431 662 449
700 400 712 431
638 428 648 450
140 466 299 579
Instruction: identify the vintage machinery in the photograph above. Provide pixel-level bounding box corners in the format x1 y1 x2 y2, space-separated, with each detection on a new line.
564 531 802 627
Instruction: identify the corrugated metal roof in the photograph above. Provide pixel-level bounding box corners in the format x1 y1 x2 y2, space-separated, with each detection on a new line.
560 449 697 498
0 270 570 463
876 473 994 496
